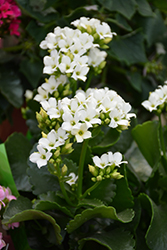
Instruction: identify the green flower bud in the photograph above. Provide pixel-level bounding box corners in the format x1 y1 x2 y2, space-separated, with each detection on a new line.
104 118 110 125
103 37 112 44
40 108 48 119
97 175 103 181
88 165 99 176
110 170 124 179
36 112 43 123
99 61 106 70
61 164 68 176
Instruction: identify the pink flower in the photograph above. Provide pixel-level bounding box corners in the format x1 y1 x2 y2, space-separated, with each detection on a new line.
8 222 20 229
0 233 6 250
5 187 17 202
9 19 21 36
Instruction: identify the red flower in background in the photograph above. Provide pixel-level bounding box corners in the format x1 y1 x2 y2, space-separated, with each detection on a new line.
0 0 21 37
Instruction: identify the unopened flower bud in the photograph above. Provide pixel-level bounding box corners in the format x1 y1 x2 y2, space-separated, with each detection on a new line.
103 37 112 44
104 118 110 125
61 164 68 176
87 25 92 34
97 175 103 181
88 165 98 176
41 132 47 138
40 108 48 119
110 170 124 179
54 149 60 158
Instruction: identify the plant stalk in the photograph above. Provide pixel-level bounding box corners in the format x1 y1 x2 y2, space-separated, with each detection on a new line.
77 139 89 198
82 181 101 198
158 114 166 159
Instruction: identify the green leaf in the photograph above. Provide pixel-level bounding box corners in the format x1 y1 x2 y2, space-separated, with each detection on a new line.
20 57 43 88
67 206 134 233
0 69 23 108
115 14 132 31
34 192 74 217
78 198 104 208
27 160 60 195
126 142 152 182
97 0 136 19
26 20 50 44
140 193 167 250
126 71 143 92
109 31 147 66
151 0 167 13
5 133 32 192
2 196 62 245
111 166 134 211
15 0 58 23
10 225 33 250
0 143 19 197
132 121 161 168
136 0 153 17
140 9 166 47
79 228 135 250
88 179 116 204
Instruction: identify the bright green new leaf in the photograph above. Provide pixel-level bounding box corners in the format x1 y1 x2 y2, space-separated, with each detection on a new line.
0 143 19 197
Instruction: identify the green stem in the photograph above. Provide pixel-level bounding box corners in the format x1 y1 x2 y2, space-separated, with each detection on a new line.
2 44 24 52
158 114 166 159
77 139 89 198
82 181 101 198
56 164 74 206
85 70 93 91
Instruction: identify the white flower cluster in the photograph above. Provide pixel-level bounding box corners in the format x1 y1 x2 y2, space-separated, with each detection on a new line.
71 16 116 41
92 151 127 169
30 87 135 168
34 75 67 102
142 82 167 112
39 17 116 82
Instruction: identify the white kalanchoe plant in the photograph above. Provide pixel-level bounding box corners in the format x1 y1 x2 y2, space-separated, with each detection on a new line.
29 17 136 204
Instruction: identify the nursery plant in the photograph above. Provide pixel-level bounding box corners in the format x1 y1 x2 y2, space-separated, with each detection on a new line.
2 1 167 250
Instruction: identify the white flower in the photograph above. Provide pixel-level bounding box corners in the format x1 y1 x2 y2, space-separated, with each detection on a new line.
78 108 101 128
39 130 60 151
43 50 59 74
92 153 109 169
88 47 107 67
71 123 91 142
96 22 115 39
62 111 80 132
34 86 49 103
41 97 57 112
66 172 78 186
41 75 60 94
57 127 69 144
58 55 76 74
108 152 127 167
47 100 62 119
142 92 163 112
71 64 89 82
29 145 52 168
25 90 33 100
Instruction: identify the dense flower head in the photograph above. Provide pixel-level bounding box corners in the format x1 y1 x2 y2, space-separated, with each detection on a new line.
39 17 116 81
142 82 167 112
30 87 135 168
0 0 21 37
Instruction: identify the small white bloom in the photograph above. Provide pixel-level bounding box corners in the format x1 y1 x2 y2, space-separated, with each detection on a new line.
71 123 91 142
72 64 89 82
93 153 109 169
25 90 33 100
34 86 49 103
66 172 78 186
29 145 52 168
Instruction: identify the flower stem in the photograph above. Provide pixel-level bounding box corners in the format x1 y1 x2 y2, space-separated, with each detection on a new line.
82 181 101 198
85 70 93 91
158 114 166 159
56 164 74 206
77 139 89 198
